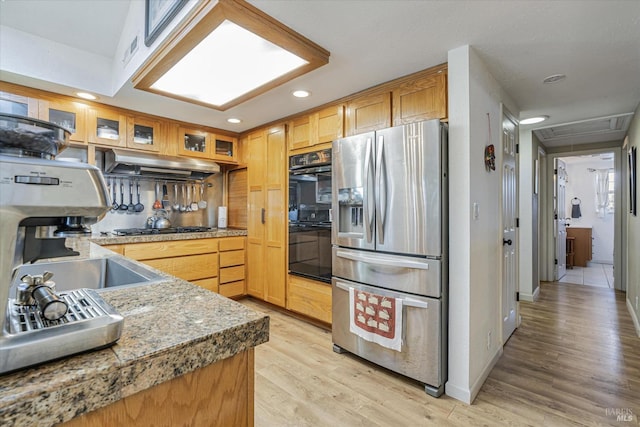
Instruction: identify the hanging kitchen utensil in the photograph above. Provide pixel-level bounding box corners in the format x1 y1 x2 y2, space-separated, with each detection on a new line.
119 178 128 211
152 181 162 210
162 183 170 210
198 182 207 209
111 177 118 211
173 183 180 211
186 183 192 212
135 179 144 212
127 179 135 212
190 183 199 211
180 183 187 212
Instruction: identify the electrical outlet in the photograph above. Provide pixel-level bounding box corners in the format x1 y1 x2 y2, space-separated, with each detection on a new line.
487 331 491 350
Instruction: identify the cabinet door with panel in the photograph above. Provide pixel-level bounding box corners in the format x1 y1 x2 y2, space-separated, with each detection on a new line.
38 99 88 144
87 107 127 147
345 91 391 136
316 104 344 145
127 116 161 152
288 105 344 153
392 71 447 125
178 127 211 159
212 135 239 164
0 91 39 117
288 115 311 151
246 125 286 307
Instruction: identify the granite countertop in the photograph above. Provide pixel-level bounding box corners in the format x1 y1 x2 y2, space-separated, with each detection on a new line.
91 227 247 245
0 239 268 427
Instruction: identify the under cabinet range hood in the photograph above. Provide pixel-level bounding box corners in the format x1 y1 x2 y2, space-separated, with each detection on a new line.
104 149 220 178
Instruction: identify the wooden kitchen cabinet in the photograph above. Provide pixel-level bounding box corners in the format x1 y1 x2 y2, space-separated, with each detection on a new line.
567 227 592 267
392 70 447 125
246 124 287 307
177 126 211 159
87 107 127 148
38 98 88 144
0 90 39 117
126 115 161 152
218 237 247 298
287 274 332 324
212 134 239 163
288 104 344 152
345 91 391 136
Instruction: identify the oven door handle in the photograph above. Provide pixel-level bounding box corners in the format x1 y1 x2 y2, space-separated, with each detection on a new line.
334 281 429 308
335 249 429 270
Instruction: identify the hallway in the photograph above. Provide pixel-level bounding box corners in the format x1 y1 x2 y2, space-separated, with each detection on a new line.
559 263 615 288
242 280 640 425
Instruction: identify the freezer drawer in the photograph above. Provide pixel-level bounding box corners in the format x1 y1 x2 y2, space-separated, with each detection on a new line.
333 247 441 297
332 277 444 393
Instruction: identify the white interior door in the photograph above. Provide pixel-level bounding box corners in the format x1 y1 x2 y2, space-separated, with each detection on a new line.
555 159 567 280
502 111 518 342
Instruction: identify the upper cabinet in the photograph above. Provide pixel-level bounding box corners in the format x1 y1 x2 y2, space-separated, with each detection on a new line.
178 126 211 159
392 70 447 125
126 115 161 152
345 91 391 136
212 134 238 164
38 99 88 144
87 107 127 148
0 91 38 118
288 104 344 152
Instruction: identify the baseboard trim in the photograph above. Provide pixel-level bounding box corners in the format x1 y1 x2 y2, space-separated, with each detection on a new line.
627 298 640 338
445 346 503 405
519 286 540 302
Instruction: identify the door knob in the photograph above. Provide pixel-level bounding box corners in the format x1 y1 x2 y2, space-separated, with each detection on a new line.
503 239 513 246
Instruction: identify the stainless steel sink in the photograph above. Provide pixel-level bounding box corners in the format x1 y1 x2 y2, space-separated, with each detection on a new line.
11 256 164 292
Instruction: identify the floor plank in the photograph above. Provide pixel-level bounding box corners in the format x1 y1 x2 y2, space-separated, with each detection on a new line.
241 280 640 426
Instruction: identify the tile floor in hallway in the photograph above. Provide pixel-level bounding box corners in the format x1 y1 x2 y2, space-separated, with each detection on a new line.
559 262 614 288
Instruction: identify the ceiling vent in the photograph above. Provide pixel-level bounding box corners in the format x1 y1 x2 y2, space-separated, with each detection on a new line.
534 113 634 147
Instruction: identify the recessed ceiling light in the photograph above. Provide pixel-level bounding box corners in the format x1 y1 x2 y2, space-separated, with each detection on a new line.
543 74 566 84
292 90 311 98
520 116 549 125
227 118 242 124
76 92 97 100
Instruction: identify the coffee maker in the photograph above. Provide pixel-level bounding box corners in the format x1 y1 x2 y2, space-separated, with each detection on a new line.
0 114 123 374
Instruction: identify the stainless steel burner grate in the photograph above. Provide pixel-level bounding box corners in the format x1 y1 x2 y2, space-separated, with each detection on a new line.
9 289 110 333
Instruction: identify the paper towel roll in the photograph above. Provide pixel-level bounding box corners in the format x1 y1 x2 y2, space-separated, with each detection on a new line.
218 206 227 229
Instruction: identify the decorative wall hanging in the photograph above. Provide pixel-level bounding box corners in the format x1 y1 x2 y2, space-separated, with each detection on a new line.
484 144 496 171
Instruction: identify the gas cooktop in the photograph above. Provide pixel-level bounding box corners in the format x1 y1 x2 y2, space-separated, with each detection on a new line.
112 226 213 236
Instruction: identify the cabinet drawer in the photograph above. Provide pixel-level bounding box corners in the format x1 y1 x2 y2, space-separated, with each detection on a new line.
142 253 218 281
102 244 125 255
220 250 245 268
125 239 218 260
219 280 245 298
219 237 245 252
220 265 245 284
287 275 332 324
192 277 219 293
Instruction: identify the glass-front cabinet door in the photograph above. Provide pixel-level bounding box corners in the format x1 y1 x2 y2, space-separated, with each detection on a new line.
38 99 88 144
178 127 211 159
0 91 38 118
127 116 161 152
87 107 126 147
212 134 238 163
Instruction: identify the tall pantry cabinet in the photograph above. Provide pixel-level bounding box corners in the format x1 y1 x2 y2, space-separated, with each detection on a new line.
246 124 287 307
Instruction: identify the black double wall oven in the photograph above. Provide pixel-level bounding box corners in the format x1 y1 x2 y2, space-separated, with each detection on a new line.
288 149 332 283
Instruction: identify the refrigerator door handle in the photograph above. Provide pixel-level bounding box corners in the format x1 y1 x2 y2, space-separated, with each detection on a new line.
364 137 374 243
375 135 385 244
334 281 429 308
335 249 430 270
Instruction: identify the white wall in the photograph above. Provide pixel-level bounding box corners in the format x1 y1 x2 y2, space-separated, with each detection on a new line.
625 102 640 336
446 45 519 404
561 155 615 264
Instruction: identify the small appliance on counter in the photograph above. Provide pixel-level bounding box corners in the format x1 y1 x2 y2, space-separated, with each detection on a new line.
0 113 124 374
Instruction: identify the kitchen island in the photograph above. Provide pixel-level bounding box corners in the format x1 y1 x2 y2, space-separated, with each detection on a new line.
0 240 268 426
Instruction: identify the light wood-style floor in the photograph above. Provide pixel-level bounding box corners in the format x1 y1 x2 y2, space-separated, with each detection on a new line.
240 281 640 426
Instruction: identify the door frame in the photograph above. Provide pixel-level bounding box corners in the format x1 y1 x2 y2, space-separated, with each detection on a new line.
541 147 625 290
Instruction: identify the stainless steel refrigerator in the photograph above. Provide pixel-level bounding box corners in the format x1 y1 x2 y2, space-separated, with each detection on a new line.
331 119 447 397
